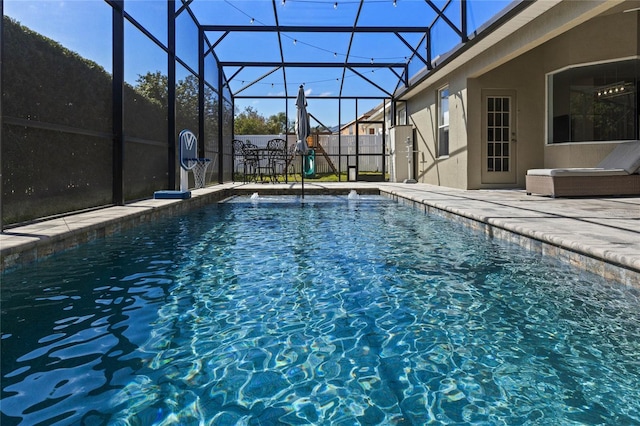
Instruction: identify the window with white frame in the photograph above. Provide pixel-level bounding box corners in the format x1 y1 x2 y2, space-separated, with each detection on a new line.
548 59 638 143
396 102 407 126
438 86 450 156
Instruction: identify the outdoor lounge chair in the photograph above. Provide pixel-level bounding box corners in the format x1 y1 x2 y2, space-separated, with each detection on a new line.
525 141 640 197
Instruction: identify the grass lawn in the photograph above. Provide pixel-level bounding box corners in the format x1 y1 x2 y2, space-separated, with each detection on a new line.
233 172 389 182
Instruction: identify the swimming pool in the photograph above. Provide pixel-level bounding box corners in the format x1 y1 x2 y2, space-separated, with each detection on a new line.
1 194 639 425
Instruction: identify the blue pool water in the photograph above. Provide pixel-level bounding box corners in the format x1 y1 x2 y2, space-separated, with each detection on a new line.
1 195 640 425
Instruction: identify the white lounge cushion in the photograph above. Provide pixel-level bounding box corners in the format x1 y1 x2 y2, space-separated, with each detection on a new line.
527 168 629 177
595 141 640 173
527 141 640 177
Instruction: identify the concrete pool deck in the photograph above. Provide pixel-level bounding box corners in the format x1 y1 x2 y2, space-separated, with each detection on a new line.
1 182 639 286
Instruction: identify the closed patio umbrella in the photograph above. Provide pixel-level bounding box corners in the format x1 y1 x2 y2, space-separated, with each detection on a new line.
295 85 310 198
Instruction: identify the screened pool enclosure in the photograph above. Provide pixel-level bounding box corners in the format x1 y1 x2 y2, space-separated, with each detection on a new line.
1 0 523 229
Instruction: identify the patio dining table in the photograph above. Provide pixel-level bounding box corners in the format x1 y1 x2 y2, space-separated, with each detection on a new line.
246 145 287 182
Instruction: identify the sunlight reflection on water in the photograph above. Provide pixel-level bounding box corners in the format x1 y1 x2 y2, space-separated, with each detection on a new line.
2 195 640 425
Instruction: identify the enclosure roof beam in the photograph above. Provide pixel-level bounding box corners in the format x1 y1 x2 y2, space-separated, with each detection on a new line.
220 61 404 68
202 25 428 33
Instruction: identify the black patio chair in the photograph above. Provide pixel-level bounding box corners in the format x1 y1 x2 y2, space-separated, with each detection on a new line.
283 143 299 182
233 139 258 182
267 138 287 182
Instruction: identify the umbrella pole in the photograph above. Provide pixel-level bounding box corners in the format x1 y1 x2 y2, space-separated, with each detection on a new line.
300 155 305 199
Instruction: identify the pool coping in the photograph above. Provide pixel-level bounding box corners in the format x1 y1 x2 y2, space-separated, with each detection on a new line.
379 186 640 287
1 182 639 286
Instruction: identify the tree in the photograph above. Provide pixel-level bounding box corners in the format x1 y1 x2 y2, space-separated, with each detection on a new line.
234 106 269 134
266 112 291 134
234 107 293 135
135 71 221 136
175 74 199 132
135 71 168 107
134 72 287 136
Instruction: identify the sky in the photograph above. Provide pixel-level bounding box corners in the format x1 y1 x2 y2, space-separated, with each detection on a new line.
4 0 510 128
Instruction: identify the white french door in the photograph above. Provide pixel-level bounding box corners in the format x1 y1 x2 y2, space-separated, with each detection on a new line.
481 90 517 184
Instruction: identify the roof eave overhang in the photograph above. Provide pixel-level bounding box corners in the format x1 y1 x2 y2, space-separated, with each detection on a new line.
395 0 626 100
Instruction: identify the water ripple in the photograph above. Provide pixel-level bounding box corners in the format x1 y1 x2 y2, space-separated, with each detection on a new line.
2 196 640 425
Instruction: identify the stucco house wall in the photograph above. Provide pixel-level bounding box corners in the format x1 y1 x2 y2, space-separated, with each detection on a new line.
539 10 639 169
404 0 638 190
469 50 545 189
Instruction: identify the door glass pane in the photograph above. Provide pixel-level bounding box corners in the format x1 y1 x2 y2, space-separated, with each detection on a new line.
486 96 512 173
